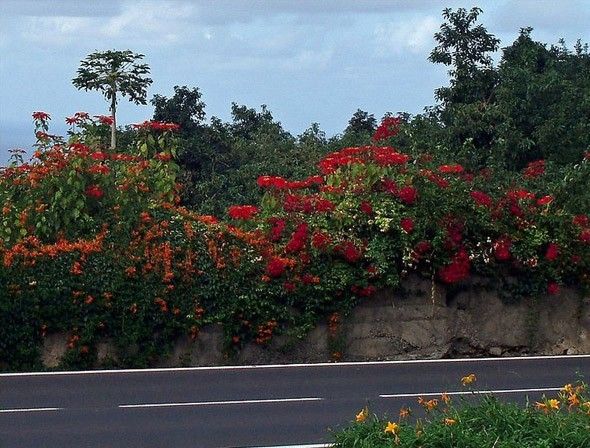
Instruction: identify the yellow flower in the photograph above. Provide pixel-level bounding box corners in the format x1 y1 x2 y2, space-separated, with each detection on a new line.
355 407 368 423
568 394 580 408
444 418 457 426
461 373 477 386
562 384 574 395
548 399 560 410
384 421 399 435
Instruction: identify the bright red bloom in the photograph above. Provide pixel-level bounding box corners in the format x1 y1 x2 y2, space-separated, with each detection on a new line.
507 189 535 201
400 217 414 234
32 111 50 121
311 231 331 250
470 191 493 208
493 237 512 261
85 184 104 200
257 175 288 189
545 243 560 261
360 201 373 215
95 115 114 126
523 160 545 178
65 116 78 125
373 116 401 141
573 215 589 227
132 120 180 132
397 186 418 205
266 257 288 278
87 164 110 175
335 241 363 263
285 222 308 253
268 217 287 241
228 205 259 220
90 151 107 161
438 249 470 284
438 164 464 174
547 282 560 295
536 195 553 206
372 147 410 166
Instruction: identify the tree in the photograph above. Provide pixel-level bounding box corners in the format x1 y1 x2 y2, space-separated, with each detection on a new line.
344 109 377 135
73 50 152 149
152 85 206 135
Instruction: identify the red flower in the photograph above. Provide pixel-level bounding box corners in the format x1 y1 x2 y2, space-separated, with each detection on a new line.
90 151 107 161
438 249 470 284
536 195 553 206
580 229 590 244
397 186 418 205
414 240 432 255
335 241 363 263
545 243 560 261
493 237 512 261
285 222 308 253
32 111 50 121
400 217 414 234
547 282 560 295
283 281 296 292
438 164 464 174
573 215 589 227
470 191 493 208
95 115 114 126
360 201 373 215
85 184 104 199
266 257 288 278
311 231 331 250
65 116 78 125
268 217 287 242
372 146 410 165
257 175 288 189
523 160 545 178
228 205 259 220
373 116 401 141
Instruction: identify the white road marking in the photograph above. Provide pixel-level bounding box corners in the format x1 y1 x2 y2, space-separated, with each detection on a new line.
0 407 62 413
1 354 589 377
245 444 330 448
119 397 324 409
380 386 562 399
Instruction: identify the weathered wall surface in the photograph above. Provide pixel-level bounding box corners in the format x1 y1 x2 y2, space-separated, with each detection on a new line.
42 276 590 369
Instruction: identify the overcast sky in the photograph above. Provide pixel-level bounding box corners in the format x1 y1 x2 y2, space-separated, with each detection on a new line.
1 0 588 163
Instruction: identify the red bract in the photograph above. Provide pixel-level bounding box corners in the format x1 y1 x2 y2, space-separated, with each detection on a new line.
285 222 308 253
573 215 589 227
85 184 104 200
438 164 464 174
507 189 535 201
268 217 287 241
438 249 470 284
372 147 410 166
132 120 180 132
536 195 553 206
470 191 493 208
397 186 418 205
257 175 288 189
228 205 259 220
90 151 107 161
400 217 414 234
32 111 50 121
360 201 373 215
580 229 590 244
493 237 512 261
373 116 401 141
545 243 560 261
335 241 363 263
95 115 114 126
311 231 331 250
265 257 288 277
547 282 560 295
523 160 545 178
421 169 450 189
414 240 432 255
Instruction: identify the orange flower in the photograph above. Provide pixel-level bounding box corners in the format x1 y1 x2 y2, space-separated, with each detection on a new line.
444 418 457 426
441 392 451 404
399 407 411 419
70 261 83 275
384 421 399 435
355 407 368 423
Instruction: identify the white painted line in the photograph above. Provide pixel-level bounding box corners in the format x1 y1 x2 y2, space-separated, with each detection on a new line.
245 444 330 448
0 407 62 413
119 397 324 409
380 386 562 399
2 354 589 377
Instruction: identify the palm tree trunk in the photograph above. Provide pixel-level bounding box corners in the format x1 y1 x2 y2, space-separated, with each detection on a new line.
110 87 117 150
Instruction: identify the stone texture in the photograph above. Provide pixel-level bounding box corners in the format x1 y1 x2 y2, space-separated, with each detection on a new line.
41 333 69 368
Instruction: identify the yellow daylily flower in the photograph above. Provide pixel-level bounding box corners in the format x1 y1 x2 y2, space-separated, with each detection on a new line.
548 399 560 410
444 418 457 425
384 421 399 435
355 406 368 423
461 373 477 386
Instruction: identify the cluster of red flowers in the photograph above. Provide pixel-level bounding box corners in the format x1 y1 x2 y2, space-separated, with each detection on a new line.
400 217 414 234
438 164 464 174
95 115 114 126
372 116 401 142
32 111 50 121
132 120 181 132
283 194 335 214
268 217 287 241
85 184 104 200
523 160 546 178
438 249 470 284
493 237 512 261
65 112 90 126
335 241 363 263
265 256 289 277
257 175 323 190
470 190 494 208
285 222 308 253
255 320 278 345
228 205 259 220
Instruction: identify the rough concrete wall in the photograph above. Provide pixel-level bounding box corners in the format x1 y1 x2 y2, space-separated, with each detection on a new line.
41 277 590 369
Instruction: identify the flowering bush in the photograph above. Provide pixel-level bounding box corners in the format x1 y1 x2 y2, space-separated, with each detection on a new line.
0 112 588 370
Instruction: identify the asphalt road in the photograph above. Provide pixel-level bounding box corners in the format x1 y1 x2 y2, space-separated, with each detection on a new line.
1 355 589 448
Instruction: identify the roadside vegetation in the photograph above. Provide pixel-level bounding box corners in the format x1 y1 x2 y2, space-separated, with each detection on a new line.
333 377 590 447
0 8 588 371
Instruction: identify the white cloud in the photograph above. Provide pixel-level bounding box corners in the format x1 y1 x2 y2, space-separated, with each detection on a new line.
374 15 439 56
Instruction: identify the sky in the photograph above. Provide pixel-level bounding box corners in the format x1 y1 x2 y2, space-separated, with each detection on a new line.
1 0 589 164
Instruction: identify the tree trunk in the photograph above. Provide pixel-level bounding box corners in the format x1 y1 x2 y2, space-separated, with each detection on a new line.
110 89 117 150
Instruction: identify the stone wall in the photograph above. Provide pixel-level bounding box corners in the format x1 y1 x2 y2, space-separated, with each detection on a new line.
41 276 590 369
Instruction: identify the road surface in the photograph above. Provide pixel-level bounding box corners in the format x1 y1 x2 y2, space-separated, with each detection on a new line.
1 355 589 447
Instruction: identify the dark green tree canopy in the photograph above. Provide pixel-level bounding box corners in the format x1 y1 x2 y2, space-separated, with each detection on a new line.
344 109 377 135
152 85 206 134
